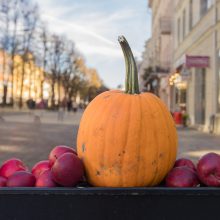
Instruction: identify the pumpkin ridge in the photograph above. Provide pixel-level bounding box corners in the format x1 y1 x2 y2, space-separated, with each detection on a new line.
100 92 123 186
83 92 116 185
156 97 178 172
140 94 160 186
77 93 101 153
140 94 156 186
139 95 155 186
156 95 178 169
145 94 173 184
120 96 133 186
94 92 111 185
152 111 159 186
115 95 131 187
146 93 178 184
139 95 151 186
156 99 173 182
78 91 110 132
157 99 177 175
78 93 109 184
104 93 128 186
136 95 143 186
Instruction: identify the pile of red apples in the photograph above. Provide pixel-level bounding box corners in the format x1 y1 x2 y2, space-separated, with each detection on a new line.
0 147 219 188
0 145 84 187
166 152 220 187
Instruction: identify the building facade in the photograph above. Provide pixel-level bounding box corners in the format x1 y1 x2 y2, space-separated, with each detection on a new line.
143 0 220 133
0 51 64 108
139 0 174 107
172 0 220 132
139 38 153 91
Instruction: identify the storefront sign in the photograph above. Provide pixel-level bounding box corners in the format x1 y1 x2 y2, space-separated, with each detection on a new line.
185 55 210 68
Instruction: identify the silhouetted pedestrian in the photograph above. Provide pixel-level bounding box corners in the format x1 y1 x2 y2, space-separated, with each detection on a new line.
67 99 72 112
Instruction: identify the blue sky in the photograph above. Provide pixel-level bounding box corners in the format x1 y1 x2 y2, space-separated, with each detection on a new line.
35 0 151 88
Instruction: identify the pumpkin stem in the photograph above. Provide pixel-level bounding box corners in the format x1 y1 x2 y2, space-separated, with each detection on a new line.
118 36 140 94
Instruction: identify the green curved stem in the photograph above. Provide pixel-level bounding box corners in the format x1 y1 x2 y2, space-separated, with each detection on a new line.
118 35 140 94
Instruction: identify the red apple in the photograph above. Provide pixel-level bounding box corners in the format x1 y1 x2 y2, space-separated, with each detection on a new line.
35 170 58 187
0 176 7 187
51 152 84 187
32 160 50 178
0 158 28 178
49 145 77 166
197 152 220 186
174 158 196 171
166 167 199 187
6 171 36 187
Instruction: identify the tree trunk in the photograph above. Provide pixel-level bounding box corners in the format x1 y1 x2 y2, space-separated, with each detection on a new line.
11 60 15 106
40 51 47 100
28 60 33 99
2 85 7 105
2 51 8 106
51 79 55 109
58 76 61 108
40 80 44 100
19 59 25 109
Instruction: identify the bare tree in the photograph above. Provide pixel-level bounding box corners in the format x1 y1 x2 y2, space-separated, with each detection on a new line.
62 54 103 103
38 23 49 100
18 1 39 108
9 0 21 105
67 58 88 101
0 0 103 109
0 0 11 106
47 34 66 109
61 41 76 101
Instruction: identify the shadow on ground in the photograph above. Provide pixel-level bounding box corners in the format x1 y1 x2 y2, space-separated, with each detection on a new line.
0 121 78 168
1 121 220 167
178 127 220 162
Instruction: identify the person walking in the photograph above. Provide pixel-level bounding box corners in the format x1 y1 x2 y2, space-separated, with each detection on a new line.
72 101 78 113
67 99 72 112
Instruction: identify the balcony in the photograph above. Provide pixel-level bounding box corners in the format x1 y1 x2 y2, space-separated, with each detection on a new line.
160 17 172 35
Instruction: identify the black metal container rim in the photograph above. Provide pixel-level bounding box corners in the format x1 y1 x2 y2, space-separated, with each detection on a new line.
0 187 219 196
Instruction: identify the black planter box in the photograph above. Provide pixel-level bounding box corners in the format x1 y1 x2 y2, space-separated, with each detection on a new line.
0 187 219 220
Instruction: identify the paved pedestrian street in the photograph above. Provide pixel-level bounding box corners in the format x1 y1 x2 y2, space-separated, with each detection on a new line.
0 111 82 167
0 111 220 167
178 127 220 163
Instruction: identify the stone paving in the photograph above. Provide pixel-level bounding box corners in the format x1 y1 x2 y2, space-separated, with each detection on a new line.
0 110 220 168
0 110 82 168
177 127 220 163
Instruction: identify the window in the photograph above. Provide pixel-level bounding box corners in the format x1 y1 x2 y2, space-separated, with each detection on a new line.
200 0 213 17
183 9 186 38
189 0 193 31
177 18 181 43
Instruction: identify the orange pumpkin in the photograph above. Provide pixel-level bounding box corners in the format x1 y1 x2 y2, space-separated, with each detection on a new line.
77 36 178 187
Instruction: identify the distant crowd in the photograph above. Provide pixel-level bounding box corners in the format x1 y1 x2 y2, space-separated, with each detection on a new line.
26 98 87 112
